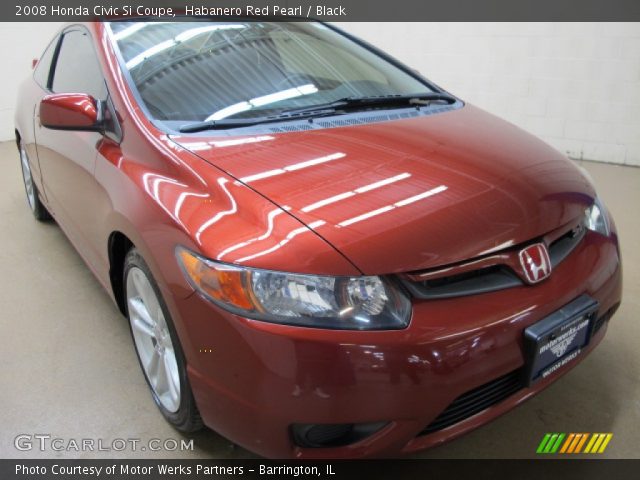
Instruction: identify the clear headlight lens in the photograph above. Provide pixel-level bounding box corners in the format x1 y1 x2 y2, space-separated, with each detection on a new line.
584 197 610 236
176 248 411 330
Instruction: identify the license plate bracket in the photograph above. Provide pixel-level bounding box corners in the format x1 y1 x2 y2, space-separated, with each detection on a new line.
524 295 599 386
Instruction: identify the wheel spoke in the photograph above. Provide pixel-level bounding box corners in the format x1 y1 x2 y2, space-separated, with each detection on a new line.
131 270 147 300
20 147 36 209
164 348 180 404
128 297 156 331
131 314 155 339
21 154 30 172
155 309 168 330
136 274 161 324
146 350 161 387
154 351 169 395
141 281 156 309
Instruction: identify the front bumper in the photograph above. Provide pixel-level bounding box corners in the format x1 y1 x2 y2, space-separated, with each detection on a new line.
174 229 621 458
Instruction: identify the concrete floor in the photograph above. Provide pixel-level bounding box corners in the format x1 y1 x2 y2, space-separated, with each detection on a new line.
0 140 638 459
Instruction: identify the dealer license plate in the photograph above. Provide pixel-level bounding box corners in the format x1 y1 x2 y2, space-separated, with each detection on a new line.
524 295 599 385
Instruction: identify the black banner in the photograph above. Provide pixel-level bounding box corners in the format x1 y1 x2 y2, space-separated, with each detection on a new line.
4 0 640 21
2 459 640 480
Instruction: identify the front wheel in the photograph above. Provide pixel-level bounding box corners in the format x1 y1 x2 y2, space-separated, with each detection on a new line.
124 248 203 432
18 141 51 221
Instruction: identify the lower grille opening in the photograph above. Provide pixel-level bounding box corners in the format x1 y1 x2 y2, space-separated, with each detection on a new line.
291 422 387 448
418 368 524 436
418 302 619 437
290 303 619 445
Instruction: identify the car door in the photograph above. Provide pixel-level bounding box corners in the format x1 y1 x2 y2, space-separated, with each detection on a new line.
35 27 111 275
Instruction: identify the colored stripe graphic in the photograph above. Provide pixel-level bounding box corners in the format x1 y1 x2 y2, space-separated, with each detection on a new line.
584 433 614 454
537 433 552 453
537 433 566 454
544 433 559 453
574 433 588 453
560 433 575 453
584 434 598 453
598 434 613 453
568 433 582 453
537 433 613 454
550 433 565 453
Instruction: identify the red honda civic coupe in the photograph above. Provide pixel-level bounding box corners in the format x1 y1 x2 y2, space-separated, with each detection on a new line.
15 20 622 458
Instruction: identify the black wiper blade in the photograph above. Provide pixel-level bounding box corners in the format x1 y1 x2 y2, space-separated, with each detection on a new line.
179 93 457 133
180 117 274 133
280 92 457 116
178 109 339 133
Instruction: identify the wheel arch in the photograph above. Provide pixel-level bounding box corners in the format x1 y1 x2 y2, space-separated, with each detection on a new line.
105 216 196 318
108 230 135 316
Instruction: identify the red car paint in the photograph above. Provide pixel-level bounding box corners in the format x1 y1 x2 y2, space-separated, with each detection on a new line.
15 22 622 458
40 93 101 130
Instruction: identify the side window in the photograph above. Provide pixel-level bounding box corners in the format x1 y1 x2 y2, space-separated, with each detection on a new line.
33 36 59 89
51 30 107 101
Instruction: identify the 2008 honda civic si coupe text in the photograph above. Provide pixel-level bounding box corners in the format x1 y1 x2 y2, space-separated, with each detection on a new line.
15 20 622 458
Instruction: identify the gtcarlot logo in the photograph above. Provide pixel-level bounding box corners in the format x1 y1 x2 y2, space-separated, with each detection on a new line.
14 434 194 453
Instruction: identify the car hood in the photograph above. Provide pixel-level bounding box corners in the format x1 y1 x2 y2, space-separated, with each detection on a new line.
172 104 595 275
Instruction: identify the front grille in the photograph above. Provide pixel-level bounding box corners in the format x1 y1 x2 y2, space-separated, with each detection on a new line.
402 265 522 299
404 221 586 300
418 369 524 435
549 223 586 265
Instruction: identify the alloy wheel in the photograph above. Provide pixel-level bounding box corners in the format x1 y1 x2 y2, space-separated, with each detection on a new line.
126 266 181 412
19 144 36 211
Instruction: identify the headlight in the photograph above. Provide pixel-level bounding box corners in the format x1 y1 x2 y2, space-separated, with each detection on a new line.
176 248 411 330
584 197 610 236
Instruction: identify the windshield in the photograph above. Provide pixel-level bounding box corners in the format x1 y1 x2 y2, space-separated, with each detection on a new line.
108 21 435 125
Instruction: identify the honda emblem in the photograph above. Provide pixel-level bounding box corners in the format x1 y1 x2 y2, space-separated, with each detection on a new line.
519 243 552 284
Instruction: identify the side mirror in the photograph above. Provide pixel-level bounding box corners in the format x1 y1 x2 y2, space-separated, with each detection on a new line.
40 93 103 131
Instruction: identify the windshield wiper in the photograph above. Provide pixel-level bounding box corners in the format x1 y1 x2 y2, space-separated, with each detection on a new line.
178 110 337 133
279 92 457 117
179 92 457 133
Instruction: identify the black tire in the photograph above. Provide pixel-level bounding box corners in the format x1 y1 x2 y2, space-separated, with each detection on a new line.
123 248 203 432
18 140 51 222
